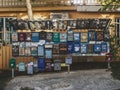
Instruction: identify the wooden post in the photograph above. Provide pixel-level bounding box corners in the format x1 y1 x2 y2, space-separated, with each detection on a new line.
26 0 33 20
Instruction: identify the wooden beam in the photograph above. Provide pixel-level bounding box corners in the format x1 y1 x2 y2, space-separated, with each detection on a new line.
0 6 76 12
32 6 76 11
0 8 27 12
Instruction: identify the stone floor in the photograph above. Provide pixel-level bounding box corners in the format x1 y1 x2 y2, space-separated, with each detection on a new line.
5 69 120 90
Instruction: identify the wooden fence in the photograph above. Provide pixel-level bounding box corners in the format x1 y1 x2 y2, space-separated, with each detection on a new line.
0 45 34 70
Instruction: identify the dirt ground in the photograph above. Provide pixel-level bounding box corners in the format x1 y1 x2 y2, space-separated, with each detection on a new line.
4 69 120 90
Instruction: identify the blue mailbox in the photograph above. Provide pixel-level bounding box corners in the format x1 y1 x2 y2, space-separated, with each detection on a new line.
38 58 45 71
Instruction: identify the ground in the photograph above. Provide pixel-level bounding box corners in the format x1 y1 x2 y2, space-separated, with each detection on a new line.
4 69 120 90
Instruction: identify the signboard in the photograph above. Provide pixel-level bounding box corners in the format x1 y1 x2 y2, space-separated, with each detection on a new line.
96 31 104 41
34 21 41 30
67 30 73 41
18 32 26 42
19 47 25 56
46 20 52 30
88 31 96 41
45 49 52 59
19 42 25 56
67 42 73 54
39 40 46 45
94 44 101 54
81 32 88 43
74 42 80 53
17 20 26 30
39 31 46 40
26 42 31 47
59 43 67 54
53 44 59 54
31 32 39 42
12 32 18 42
104 33 110 41
81 44 87 54
41 20 47 29
28 21 36 30
101 42 108 53
25 32 31 42
58 20 64 30
50 13 69 20
18 62 25 72
38 45 44 57
45 44 53 49
52 20 59 29
87 44 93 54
52 33 60 43
12 44 19 56
60 33 67 42
65 56 72 64
46 32 53 42
76 19 85 29
62 20 68 29
31 46 38 56
67 20 76 29
31 42 38 47
74 32 80 41
25 47 31 56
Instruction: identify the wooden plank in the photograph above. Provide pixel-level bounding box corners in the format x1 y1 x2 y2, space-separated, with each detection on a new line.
0 46 2 69
0 6 76 12
6 45 11 69
2 46 5 69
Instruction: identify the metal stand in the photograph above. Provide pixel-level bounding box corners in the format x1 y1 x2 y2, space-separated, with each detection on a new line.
106 62 111 71
108 62 111 69
67 64 70 74
12 68 14 78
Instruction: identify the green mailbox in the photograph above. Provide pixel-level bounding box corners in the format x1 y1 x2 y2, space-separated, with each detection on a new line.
9 58 16 68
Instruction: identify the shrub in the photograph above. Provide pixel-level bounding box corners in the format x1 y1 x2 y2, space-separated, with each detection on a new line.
111 62 120 80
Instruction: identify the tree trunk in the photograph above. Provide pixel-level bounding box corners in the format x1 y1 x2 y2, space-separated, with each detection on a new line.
26 0 33 20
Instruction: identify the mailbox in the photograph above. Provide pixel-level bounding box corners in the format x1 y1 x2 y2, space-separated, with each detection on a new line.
54 60 61 71
18 62 25 72
65 56 72 65
9 58 16 68
106 53 112 62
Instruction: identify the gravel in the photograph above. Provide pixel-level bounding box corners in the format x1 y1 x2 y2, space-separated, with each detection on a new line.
5 69 120 90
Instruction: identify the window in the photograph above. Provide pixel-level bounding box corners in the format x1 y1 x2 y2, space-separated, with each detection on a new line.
115 18 120 45
72 0 98 5
0 17 16 44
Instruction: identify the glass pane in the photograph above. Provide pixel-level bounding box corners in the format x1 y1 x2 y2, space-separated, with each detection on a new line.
0 18 3 31
0 33 2 42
